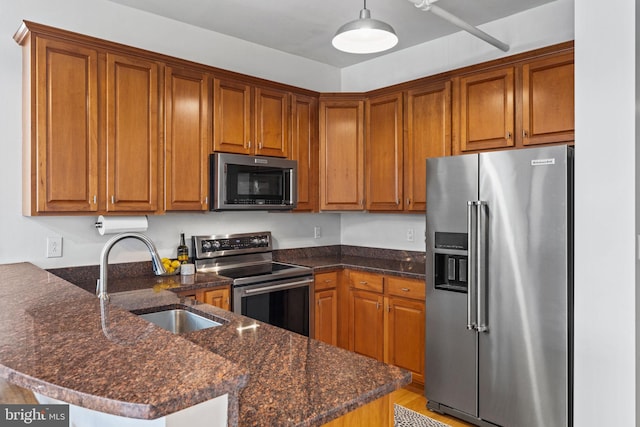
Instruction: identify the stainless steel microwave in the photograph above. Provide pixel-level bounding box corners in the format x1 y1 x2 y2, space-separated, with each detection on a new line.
209 153 297 211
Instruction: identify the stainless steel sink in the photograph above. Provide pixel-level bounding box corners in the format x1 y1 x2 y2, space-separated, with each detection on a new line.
137 307 223 334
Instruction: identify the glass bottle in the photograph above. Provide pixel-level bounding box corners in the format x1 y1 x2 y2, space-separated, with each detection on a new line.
177 233 189 264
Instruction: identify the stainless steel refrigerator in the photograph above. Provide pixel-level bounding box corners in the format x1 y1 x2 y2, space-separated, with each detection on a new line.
425 145 572 427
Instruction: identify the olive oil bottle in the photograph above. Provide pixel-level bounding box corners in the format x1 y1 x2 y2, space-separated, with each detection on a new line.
177 233 189 264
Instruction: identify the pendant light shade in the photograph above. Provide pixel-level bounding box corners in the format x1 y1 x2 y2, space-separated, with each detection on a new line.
332 2 398 54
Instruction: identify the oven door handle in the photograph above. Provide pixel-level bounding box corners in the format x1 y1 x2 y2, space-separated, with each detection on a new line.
241 278 313 296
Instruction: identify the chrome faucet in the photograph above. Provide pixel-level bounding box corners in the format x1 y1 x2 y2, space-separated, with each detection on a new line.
97 232 167 301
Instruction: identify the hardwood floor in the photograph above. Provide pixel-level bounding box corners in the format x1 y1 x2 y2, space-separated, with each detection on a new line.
0 377 37 404
390 383 474 427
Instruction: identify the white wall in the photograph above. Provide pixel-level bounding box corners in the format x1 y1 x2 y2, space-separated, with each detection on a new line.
0 0 578 271
574 1 637 425
340 0 575 92
0 0 343 269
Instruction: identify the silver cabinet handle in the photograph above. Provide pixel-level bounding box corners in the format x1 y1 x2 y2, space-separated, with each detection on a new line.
406 198 411 205
401 287 410 292
359 281 368 285
111 195 115 204
506 131 512 139
376 301 380 310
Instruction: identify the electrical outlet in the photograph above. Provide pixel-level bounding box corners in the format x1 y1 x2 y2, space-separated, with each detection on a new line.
406 228 414 242
314 226 322 239
47 236 63 258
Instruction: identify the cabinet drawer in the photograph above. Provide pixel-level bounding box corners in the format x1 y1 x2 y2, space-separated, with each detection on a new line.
315 271 338 290
349 270 383 293
386 276 425 300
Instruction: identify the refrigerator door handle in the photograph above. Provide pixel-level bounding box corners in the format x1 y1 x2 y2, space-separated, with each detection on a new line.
476 200 489 332
466 201 478 331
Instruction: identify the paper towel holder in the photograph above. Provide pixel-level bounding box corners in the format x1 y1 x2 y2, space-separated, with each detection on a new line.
95 215 149 235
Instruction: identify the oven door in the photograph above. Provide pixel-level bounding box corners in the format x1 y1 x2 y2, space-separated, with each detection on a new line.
233 276 314 337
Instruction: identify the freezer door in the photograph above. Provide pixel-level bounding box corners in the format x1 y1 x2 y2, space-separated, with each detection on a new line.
425 153 478 417
478 146 569 426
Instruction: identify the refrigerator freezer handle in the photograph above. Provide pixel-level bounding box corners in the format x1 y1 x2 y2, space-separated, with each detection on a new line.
477 201 489 332
467 201 478 331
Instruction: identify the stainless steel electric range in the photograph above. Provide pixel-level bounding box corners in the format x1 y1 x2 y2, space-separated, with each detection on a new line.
192 231 313 336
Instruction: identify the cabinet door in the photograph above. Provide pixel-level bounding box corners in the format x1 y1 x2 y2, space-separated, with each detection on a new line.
105 53 160 212
405 81 451 212
385 296 426 384
213 77 251 154
459 67 515 152
31 37 99 214
319 98 365 210
254 87 289 157
366 93 404 211
291 93 319 212
199 287 230 311
349 290 384 361
521 53 574 146
165 67 210 211
315 289 338 346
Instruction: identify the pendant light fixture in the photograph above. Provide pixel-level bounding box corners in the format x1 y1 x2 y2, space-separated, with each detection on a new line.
332 0 398 54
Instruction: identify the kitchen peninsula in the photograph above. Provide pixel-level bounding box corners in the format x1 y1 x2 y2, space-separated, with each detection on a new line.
0 262 411 426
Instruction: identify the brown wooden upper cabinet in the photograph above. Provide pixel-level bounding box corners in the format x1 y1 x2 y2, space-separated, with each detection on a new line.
291 93 319 212
164 66 210 211
521 53 574 146
366 93 404 212
21 36 100 215
104 53 161 213
405 81 452 212
213 77 289 158
15 25 163 215
456 50 574 153
457 66 516 152
319 97 365 211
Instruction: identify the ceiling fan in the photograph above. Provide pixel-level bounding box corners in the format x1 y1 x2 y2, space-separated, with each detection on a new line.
407 0 510 51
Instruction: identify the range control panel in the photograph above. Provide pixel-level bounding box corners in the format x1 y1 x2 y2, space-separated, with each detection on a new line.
193 232 272 259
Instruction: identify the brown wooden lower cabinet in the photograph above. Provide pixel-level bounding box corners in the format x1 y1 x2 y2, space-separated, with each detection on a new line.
321 394 390 427
343 270 426 385
178 286 231 311
348 289 385 361
315 289 338 346
385 296 425 385
314 271 339 345
199 287 230 311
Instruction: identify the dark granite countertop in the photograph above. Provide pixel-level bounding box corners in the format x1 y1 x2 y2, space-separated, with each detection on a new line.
274 245 426 279
0 262 411 426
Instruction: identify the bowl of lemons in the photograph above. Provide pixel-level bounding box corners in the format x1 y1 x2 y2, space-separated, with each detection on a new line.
160 258 181 275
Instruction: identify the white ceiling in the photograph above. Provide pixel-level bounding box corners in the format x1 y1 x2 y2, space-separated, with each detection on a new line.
108 0 556 68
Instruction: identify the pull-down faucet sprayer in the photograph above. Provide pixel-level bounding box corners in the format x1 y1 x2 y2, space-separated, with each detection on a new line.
97 232 166 301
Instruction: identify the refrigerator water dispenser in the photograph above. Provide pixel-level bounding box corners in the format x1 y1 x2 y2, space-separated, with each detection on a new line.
433 232 468 292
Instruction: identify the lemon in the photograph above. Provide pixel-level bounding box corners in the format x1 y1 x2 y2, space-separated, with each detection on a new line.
171 260 180 268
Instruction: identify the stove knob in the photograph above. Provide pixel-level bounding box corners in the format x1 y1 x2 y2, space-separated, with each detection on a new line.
202 241 212 251
212 241 221 250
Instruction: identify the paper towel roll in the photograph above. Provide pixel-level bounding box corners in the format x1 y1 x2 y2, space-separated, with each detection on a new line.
95 215 148 235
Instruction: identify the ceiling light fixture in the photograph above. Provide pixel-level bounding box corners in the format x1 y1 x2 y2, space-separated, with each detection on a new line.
332 0 398 54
